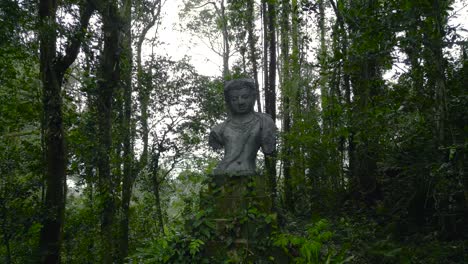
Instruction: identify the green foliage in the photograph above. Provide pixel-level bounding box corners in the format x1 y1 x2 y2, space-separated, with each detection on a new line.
129 209 215 264
332 214 468 263
273 219 349 264
130 233 210 264
62 194 100 263
0 4 42 261
1 0 467 263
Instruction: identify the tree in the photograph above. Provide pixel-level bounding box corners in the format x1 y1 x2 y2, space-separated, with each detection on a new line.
135 0 162 171
264 0 278 204
246 0 262 112
37 0 94 262
227 0 262 111
115 0 135 261
279 0 293 210
95 0 121 262
136 55 223 235
333 0 394 202
181 0 233 78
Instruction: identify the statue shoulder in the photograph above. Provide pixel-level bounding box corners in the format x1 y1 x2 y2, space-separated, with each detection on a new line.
209 121 227 149
255 113 276 154
255 112 276 130
211 121 228 135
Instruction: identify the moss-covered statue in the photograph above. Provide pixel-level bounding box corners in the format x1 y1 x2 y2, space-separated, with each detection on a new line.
209 78 276 176
201 79 282 261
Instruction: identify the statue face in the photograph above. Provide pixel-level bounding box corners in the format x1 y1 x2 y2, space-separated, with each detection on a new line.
227 88 255 115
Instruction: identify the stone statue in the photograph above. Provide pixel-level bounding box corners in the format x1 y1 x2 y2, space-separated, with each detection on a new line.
202 79 278 260
209 78 276 176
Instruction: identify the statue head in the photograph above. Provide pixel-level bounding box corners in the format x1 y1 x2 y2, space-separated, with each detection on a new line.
224 78 256 115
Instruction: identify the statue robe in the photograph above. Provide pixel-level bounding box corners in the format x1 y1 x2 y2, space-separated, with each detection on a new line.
209 112 276 176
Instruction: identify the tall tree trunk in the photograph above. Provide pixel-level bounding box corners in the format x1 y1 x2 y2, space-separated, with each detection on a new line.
329 0 352 187
265 0 278 205
136 0 160 171
318 0 328 120
426 0 451 150
38 2 64 263
97 1 121 263
152 177 165 234
280 0 293 211
291 0 300 114
290 0 307 194
38 1 94 262
246 0 261 112
150 152 164 234
350 58 379 201
347 0 381 203
262 0 269 112
119 0 133 262
220 0 230 78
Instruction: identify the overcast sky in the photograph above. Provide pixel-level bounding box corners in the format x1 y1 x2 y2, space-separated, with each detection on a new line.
142 0 223 77
147 0 467 81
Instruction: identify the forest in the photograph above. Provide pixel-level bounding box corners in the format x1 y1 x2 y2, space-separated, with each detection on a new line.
0 0 467 263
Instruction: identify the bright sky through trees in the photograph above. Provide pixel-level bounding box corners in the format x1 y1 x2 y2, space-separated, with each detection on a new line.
146 0 223 77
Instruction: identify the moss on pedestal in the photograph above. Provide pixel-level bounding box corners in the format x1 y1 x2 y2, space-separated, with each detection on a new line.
198 173 286 262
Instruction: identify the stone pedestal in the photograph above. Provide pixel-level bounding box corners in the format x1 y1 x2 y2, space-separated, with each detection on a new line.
200 174 275 261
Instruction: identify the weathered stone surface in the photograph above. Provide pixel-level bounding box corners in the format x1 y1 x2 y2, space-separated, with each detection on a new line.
200 175 276 261
201 79 278 261
209 78 276 176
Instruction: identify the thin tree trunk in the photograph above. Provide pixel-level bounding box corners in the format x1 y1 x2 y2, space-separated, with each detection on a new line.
150 152 164 234
97 1 121 263
262 0 269 113
330 0 353 188
290 0 306 194
1 207 12 264
430 0 451 149
220 0 230 78
119 0 133 262
153 177 165 234
318 0 328 119
265 0 277 204
246 0 261 112
136 0 161 170
280 0 293 211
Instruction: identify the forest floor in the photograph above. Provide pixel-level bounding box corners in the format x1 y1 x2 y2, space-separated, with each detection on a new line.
278 206 468 263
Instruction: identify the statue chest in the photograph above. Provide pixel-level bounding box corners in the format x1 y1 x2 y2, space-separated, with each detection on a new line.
222 121 262 157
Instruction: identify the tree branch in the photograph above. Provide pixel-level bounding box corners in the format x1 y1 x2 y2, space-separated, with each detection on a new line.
56 0 95 79
137 0 162 60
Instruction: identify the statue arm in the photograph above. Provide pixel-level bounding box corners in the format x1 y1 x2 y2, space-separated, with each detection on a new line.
260 115 276 155
208 124 224 150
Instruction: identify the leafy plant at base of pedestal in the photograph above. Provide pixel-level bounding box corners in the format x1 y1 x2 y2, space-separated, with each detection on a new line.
130 175 282 263
129 208 215 263
273 219 351 264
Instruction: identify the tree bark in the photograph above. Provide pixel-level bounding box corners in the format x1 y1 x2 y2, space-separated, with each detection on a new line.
265 0 278 205
96 1 121 263
318 0 328 118
220 0 230 78
136 0 161 174
150 151 165 234
119 0 133 262
152 177 165 235
262 0 269 113
246 0 261 112
38 2 64 262
346 0 381 203
330 0 352 190
38 1 94 263
280 0 293 211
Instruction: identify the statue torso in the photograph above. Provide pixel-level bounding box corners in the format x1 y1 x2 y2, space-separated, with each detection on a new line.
209 113 276 176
